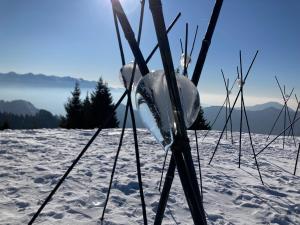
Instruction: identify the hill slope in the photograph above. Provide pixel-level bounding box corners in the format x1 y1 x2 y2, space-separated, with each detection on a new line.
0 100 39 116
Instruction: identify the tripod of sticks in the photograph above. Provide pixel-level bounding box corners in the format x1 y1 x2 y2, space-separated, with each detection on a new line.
201 71 237 143
27 0 224 225
208 50 264 185
158 22 203 194
266 76 296 149
255 93 300 176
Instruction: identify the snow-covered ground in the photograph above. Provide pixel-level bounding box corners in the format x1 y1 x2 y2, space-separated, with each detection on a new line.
0 129 299 225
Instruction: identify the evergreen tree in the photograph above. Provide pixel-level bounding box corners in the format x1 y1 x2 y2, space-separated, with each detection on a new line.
90 78 119 128
0 121 9 130
63 82 83 128
82 92 92 128
189 105 210 130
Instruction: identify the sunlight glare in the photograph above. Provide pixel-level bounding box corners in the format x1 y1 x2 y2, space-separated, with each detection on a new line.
116 0 140 14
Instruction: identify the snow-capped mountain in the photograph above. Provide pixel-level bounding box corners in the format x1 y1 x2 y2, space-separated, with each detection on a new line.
0 72 97 88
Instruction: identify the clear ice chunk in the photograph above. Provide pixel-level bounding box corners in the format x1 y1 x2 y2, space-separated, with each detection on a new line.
135 70 200 151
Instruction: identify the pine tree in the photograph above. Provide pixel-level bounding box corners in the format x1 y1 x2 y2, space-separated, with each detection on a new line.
189 105 210 130
90 78 119 128
0 121 9 130
62 82 83 128
82 92 92 128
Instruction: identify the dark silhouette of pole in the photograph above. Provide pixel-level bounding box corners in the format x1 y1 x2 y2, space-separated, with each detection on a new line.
266 104 285 141
283 100 287 149
209 51 258 165
128 96 148 224
242 95 264 185
191 0 223 86
113 10 125 66
282 84 287 150
149 0 207 224
112 0 149 75
190 25 199 57
158 149 169 191
195 130 203 197
154 155 176 225
294 143 300 176
225 82 228 139
183 23 189 76
180 38 184 54
238 51 243 168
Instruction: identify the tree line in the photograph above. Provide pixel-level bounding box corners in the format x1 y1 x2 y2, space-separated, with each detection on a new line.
60 78 119 129
0 110 60 130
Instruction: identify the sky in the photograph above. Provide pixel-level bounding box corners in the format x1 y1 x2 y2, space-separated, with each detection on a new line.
0 0 299 107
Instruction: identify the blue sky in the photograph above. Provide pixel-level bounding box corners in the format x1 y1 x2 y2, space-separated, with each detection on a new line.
0 0 299 107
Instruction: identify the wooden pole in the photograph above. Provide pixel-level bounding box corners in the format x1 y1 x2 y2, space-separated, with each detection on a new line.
191 0 224 86
238 51 243 168
209 51 258 165
149 0 207 224
294 143 300 175
183 23 189 76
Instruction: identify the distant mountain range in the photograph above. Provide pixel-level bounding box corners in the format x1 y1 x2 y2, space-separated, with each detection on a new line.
204 104 300 136
0 72 97 88
241 102 284 111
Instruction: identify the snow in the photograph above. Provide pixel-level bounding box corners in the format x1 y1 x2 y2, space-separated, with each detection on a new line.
0 129 299 225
